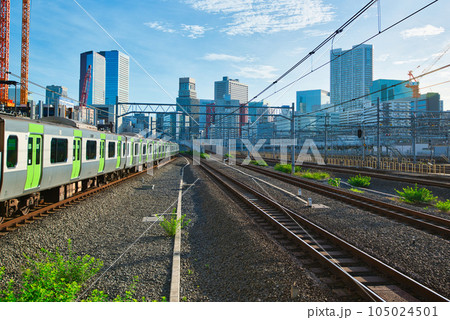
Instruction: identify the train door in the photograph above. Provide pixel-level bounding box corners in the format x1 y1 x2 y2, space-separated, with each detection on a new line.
71 137 81 179
99 136 105 172
25 134 42 190
139 140 142 163
116 138 122 168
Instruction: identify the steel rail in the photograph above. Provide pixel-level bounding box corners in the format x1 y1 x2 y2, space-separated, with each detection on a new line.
201 160 449 302
238 163 450 239
0 158 177 234
258 157 450 188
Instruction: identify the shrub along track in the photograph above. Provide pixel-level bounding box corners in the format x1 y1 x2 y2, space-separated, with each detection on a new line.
236 163 450 239
249 156 450 189
0 159 177 237
200 160 448 302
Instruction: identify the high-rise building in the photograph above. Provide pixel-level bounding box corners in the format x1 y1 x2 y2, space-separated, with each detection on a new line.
79 51 106 105
296 89 330 113
370 79 414 104
46 85 68 107
330 44 373 110
214 76 248 104
98 50 129 105
176 77 200 140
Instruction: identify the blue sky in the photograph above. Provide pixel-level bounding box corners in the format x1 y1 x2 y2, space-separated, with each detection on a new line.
7 0 450 110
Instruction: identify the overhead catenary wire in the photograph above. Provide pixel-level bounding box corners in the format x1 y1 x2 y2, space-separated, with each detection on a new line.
214 0 440 126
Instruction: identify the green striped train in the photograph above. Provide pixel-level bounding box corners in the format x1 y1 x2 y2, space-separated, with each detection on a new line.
0 115 179 223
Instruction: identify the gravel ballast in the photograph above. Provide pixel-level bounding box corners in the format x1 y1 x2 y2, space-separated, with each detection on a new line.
0 156 339 302
0 159 186 301
205 159 450 298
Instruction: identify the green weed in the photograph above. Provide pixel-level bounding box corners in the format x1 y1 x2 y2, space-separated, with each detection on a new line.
349 188 364 194
249 160 268 166
274 163 301 174
395 184 437 204
0 240 143 302
435 199 450 212
348 174 371 188
159 209 191 237
297 169 330 180
328 177 341 187
200 153 210 159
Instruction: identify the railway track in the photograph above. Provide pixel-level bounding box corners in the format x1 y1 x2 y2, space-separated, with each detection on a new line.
237 162 450 239
250 157 450 189
0 159 176 236
200 160 449 302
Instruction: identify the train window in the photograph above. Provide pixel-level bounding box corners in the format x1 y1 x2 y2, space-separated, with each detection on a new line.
36 137 41 165
50 138 68 163
135 143 139 156
7 135 18 168
108 141 115 158
122 142 126 157
86 140 97 160
143 144 147 155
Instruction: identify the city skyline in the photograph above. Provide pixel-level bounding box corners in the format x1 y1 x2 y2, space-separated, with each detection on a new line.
6 0 450 110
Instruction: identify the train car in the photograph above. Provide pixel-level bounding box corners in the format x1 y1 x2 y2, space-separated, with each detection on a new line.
0 115 178 223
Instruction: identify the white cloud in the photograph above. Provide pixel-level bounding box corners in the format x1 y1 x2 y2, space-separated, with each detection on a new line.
185 0 333 35
401 25 444 39
182 24 208 38
393 57 428 65
303 29 331 37
375 54 390 62
236 65 278 79
144 21 176 33
203 53 248 62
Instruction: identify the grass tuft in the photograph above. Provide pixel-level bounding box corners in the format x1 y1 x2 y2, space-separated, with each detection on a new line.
159 208 191 237
395 184 437 204
435 200 450 212
348 174 371 188
249 159 268 166
274 163 301 174
328 177 341 187
296 169 330 180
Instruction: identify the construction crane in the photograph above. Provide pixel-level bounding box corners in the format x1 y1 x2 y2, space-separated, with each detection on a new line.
405 70 420 98
0 0 10 104
20 0 30 105
80 65 92 107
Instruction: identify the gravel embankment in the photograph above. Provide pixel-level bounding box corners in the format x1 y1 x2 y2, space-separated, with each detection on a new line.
205 159 450 298
0 158 186 301
179 162 337 302
262 162 450 219
1 156 338 302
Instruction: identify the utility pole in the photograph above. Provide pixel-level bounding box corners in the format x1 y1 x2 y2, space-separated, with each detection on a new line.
324 114 328 164
291 102 295 175
376 97 380 169
412 111 416 164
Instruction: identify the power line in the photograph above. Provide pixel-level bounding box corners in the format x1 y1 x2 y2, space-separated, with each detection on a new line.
214 0 439 126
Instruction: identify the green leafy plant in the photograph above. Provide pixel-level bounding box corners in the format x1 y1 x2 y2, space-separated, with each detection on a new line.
297 169 330 180
328 177 341 187
395 184 437 204
159 209 191 237
435 200 450 212
0 240 145 302
224 153 234 158
349 188 364 193
200 152 210 159
249 159 268 166
274 163 300 174
348 174 371 187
